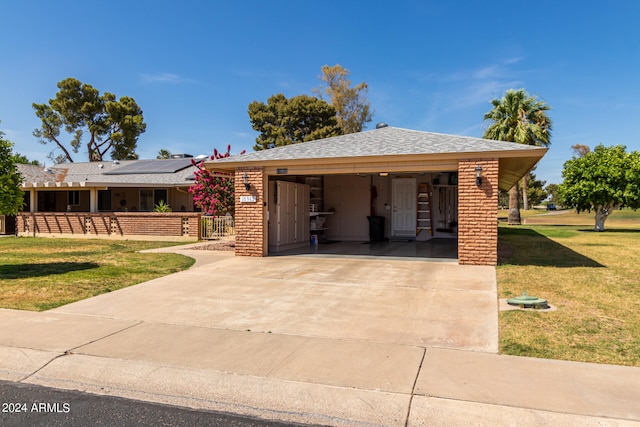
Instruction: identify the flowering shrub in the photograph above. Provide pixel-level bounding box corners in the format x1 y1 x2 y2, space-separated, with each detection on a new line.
188 145 246 217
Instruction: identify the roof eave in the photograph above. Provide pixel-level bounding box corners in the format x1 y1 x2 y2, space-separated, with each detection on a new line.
205 148 548 175
20 181 194 189
498 153 548 191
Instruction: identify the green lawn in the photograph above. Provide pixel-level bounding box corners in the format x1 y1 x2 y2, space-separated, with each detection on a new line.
3 212 639 367
501 207 640 225
498 208 552 218
498 212 640 366
0 238 194 311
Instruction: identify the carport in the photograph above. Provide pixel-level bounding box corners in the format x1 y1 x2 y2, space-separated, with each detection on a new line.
264 171 461 261
207 126 547 265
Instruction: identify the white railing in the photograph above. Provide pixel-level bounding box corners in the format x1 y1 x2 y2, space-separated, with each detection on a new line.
201 216 235 240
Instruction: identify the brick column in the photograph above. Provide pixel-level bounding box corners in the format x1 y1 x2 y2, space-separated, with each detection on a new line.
234 167 266 256
458 159 499 265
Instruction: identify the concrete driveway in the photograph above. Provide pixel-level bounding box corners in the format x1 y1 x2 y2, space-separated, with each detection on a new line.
51 252 498 352
3 249 639 426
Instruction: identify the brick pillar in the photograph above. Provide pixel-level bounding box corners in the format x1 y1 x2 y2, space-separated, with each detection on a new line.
234 167 266 257
458 159 499 265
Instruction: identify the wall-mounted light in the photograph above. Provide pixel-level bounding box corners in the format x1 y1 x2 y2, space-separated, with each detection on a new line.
379 172 389 177
242 172 251 191
475 165 483 186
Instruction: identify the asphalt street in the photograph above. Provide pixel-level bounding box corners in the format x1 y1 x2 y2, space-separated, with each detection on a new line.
0 380 321 427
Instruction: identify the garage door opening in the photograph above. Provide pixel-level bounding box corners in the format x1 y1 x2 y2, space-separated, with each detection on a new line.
266 172 458 261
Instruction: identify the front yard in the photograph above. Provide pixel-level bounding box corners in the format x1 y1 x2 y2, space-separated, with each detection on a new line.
498 212 640 366
0 238 194 311
2 210 639 367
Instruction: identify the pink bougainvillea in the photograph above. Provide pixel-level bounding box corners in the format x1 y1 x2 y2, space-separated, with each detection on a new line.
188 145 246 217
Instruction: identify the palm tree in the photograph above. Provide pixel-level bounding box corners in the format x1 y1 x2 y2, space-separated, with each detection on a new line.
156 149 171 159
483 89 552 224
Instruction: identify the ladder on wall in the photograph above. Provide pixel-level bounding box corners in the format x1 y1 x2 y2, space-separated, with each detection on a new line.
416 183 433 236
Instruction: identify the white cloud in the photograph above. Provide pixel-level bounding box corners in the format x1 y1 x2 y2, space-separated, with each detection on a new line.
503 56 524 65
427 57 528 111
455 78 524 109
1 127 27 140
403 56 532 136
139 72 189 84
424 56 524 83
454 122 484 137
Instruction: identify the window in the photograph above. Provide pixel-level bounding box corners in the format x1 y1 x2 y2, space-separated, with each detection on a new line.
98 190 112 211
140 189 168 211
140 189 153 211
68 190 80 206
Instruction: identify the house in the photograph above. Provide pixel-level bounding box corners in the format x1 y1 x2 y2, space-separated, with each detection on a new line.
206 126 547 265
14 157 204 240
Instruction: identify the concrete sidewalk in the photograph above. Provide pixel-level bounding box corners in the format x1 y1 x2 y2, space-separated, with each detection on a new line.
1 248 639 426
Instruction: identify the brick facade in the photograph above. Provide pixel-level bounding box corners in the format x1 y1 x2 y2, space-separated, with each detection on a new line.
230 161 500 264
234 167 266 256
457 159 499 265
16 212 201 240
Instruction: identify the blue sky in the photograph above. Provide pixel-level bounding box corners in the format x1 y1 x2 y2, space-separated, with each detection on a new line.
1 0 638 185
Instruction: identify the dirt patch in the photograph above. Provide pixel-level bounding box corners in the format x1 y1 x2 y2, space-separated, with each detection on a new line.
191 241 235 251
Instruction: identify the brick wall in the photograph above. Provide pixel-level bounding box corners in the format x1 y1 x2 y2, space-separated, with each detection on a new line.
86 215 111 235
234 167 265 256
17 213 86 235
16 212 201 240
458 159 499 266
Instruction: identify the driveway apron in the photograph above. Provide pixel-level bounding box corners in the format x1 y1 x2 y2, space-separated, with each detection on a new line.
51 254 499 352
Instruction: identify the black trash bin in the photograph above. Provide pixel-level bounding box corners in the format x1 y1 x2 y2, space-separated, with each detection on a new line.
367 215 385 242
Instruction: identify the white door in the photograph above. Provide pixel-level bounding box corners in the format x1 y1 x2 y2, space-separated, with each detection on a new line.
392 178 416 237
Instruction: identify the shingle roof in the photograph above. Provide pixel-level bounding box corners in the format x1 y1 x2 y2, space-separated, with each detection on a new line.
17 164 67 183
18 159 198 188
211 126 546 164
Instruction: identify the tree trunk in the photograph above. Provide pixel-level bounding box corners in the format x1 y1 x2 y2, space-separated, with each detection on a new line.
522 172 529 211
594 203 613 231
508 184 521 225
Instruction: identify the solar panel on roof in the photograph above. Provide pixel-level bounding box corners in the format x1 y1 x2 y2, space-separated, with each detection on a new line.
103 159 194 175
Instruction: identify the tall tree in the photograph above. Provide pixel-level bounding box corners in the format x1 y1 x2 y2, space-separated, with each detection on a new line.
249 94 341 151
189 145 245 216
33 78 146 163
559 144 640 231
571 144 591 157
524 170 547 207
545 183 559 204
11 153 40 165
483 89 552 223
157 149 171 159
500 172 548 209
0 127 25 215
314 64 373 134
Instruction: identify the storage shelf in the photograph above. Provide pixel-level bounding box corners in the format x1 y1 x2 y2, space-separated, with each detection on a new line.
417 183 433 236
307 175 330 241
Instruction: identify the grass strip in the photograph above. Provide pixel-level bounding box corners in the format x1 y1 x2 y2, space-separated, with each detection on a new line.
0 238 195 311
